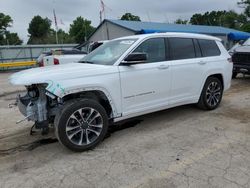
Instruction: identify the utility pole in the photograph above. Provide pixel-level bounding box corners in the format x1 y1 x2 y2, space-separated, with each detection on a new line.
53 9 59 44
100 0 106 21
100 0 112 23
100 11 102 24
84 21 87 42
146 11 151 22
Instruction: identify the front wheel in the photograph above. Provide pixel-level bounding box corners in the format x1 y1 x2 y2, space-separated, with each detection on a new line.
55 99 109 152
197 77 223 110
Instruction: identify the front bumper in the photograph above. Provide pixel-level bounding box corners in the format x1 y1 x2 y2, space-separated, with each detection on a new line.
233 64 250 74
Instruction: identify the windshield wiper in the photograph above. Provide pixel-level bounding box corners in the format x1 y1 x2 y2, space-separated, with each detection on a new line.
78 60 94 64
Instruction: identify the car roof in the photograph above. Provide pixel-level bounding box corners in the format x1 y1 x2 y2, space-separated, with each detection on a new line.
115 32 221 41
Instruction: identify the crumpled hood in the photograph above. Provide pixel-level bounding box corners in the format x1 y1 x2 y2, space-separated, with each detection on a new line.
9 63 118 86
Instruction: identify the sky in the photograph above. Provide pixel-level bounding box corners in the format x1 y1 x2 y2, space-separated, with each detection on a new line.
0 0 242 43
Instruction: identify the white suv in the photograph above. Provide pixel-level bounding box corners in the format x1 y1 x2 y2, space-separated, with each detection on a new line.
9 33 232 152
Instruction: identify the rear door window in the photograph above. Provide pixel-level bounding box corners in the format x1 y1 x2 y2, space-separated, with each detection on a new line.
169 38 196 60
198 39 221 57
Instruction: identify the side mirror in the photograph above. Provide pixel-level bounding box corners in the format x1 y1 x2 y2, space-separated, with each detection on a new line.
122 52 147 65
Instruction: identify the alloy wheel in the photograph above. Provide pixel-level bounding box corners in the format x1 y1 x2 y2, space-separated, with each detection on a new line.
65 107 103 146
206 81 221 108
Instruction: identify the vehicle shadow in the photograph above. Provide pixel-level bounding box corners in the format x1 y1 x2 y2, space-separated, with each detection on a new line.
0 104 199 156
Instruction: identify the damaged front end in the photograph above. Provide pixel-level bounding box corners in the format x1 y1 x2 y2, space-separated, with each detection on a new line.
15 84 60 132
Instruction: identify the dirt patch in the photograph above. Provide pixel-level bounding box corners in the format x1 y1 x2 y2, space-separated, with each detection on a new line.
0 90 25 98
215 106 250 123
0 120 143 157
225 77 250 96
0 138 58 157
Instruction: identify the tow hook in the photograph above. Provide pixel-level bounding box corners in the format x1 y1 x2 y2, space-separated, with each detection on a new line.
16 114 34 124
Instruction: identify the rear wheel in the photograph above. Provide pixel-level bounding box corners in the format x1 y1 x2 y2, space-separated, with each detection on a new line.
55 99 109 152
197 77 223 110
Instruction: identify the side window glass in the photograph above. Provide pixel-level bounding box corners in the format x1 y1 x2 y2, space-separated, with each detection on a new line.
133 38 166 63
169 38 196 60
198 39 221 57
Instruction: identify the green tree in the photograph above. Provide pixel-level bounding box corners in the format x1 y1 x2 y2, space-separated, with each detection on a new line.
190 10 247 31
240 23 250 32
69 17 95 43
221 11 247 29
57 29 74 44
0 13 12 35
238 0 250 17
0 13 22 45
237 1 250 32
48 29 74 44
27 15 51 44
175 19 188 24
121 13 141 21
5 31 22 45
190 13 205 25
190 11 227 26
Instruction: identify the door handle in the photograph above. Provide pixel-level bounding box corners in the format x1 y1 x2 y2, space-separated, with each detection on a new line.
198 61 207 65
158 64 169 70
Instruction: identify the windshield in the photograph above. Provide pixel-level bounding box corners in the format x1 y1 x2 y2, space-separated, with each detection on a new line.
79 39 137 65
243 38 250 46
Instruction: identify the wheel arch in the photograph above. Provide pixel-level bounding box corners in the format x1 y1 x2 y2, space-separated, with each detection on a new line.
61 89 118 119
207 73 224 90
199 73 224 98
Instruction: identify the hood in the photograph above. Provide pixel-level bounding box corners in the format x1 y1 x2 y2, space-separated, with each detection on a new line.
234 45 250 53
9 63 118 86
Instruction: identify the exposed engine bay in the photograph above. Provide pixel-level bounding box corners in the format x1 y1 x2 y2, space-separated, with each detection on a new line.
16 84 60 133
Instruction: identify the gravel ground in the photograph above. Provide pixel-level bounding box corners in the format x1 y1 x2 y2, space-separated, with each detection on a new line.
0 72 25 97
0 72 249 188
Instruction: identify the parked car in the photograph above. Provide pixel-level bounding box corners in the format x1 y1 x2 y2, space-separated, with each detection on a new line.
40 41 107 67
36 49 86 67
42 53 87 66
36 51 53 66
9 33 232 152
230 38 250 78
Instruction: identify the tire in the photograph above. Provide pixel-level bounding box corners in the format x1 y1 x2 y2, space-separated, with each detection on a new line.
232 72 238 79
197 77 223 110
54 99 109 152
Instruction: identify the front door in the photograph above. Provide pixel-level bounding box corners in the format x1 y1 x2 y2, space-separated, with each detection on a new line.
118 38 171 116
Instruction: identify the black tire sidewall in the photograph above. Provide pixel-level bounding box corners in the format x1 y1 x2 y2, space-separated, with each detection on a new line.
201 77 223 110
56 99 109 152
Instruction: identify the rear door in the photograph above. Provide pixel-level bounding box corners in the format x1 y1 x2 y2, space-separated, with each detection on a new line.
168 37 206 104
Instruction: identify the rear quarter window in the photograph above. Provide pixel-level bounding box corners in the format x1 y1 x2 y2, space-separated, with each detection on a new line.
198 39 221 57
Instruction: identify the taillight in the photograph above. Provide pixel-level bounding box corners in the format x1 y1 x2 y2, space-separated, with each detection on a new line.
39 59 44 67
227 58 233 63
54 58 59 65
